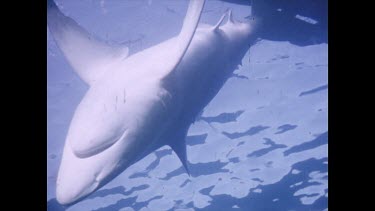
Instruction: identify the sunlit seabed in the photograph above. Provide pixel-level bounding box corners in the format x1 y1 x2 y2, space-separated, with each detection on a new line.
47 1 327 210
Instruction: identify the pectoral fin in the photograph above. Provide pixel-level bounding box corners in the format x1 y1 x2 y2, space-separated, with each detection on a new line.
47 0 129 85
160 0 206 80
168 125 191 176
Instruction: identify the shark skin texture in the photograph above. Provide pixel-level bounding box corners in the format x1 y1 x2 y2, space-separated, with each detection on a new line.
47 0 260 206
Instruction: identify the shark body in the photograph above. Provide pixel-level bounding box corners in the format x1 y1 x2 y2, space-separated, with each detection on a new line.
47 0 259 205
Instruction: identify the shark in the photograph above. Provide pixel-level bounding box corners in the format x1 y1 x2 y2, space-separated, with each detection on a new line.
47 0 260 205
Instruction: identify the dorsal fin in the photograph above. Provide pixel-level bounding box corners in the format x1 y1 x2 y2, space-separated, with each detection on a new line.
212 10 229 31
227 10 235 24
47 0 129 85
161 0 205 81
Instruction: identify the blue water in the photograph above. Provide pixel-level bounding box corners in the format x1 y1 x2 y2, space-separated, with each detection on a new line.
47 0 327 210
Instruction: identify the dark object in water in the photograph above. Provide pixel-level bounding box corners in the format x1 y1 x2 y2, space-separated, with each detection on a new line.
252 0 328 46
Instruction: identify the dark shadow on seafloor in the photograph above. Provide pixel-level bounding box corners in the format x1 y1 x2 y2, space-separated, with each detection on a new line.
199 110 245 124
275 124 298 134
222 125 270 140
247 138 287 157
284 132 328 156
299 84 328 97
194 157 328 211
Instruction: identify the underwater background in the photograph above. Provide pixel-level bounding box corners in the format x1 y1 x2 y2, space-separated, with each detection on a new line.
47 0 328 210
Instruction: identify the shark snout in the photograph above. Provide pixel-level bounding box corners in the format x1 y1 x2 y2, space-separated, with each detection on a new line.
56 172 100 205
56 131 129 205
